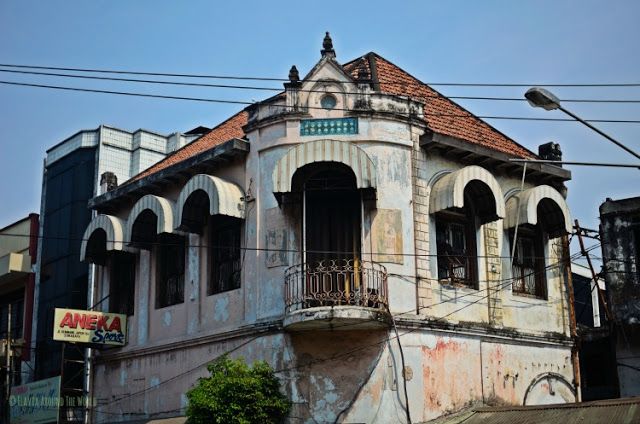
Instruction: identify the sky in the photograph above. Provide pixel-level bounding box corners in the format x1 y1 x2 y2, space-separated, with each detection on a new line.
1 0 638 261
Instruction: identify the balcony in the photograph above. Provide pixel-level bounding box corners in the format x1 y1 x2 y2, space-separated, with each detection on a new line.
284 259 390 330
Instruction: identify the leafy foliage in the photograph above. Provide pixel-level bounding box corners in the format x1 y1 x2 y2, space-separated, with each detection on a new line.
186 355 291 424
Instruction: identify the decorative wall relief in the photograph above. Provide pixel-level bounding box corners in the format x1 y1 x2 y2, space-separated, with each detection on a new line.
300 117 358 136
371 209 403 264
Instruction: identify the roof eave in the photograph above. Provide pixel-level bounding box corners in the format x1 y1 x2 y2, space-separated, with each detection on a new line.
420 131 571 185
88 138 250 212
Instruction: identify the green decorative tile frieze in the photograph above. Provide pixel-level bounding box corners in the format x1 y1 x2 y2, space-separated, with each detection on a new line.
300 117 358 136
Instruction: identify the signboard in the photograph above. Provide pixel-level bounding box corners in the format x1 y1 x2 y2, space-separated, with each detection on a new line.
53 308 126 346
10 376 61 424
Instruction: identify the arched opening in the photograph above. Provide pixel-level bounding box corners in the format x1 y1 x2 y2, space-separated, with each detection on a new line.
179 189 243 295
129 209 185 308
510 199 566 299
180 190 210 234
85 229 108 265
538 198 568 239
435 181 496 289
293 162 361 268
288 162 375 308
130 209 158 250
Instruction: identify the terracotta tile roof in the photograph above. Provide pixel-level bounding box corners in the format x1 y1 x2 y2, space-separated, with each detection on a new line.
344 53 536 158
130 51 533 185
131 110 248 182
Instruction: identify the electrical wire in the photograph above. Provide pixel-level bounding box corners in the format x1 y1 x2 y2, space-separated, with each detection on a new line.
2 68 640 104
1 80 640 124
2 63 640 87
0 231 585 261
86 240 589 420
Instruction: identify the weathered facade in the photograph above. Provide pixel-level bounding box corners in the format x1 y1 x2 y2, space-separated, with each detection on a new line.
82 35 577 423
599 196 640 398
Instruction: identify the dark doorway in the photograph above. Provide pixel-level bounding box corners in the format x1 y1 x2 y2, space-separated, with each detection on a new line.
303 165 361 268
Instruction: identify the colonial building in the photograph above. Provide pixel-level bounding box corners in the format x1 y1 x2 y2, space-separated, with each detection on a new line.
82 34 576 423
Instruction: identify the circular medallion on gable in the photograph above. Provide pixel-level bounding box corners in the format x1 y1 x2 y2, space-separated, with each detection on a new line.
321 94 337 110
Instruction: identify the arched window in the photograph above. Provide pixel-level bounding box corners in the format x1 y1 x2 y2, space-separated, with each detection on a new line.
505 186 572 299
179 188 242 295
292 162 363 306
174 174 245 295
81 215 134 315
430 167 505 290
435 183 484 288
130 209 185 309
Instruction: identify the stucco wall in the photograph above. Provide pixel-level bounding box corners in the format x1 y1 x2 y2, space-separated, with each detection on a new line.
88 55 576 423
92 329 574 423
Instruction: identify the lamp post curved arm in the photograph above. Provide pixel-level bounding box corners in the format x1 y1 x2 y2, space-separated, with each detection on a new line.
525 87 640 160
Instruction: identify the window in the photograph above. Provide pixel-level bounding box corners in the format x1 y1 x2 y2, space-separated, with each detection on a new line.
436 212 477 288
109 253 136 316
511 228 546 298
156 234 185 308
320 94 337 110
209 217 242 295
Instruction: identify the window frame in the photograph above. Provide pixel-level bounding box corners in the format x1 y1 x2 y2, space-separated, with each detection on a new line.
510 226 547 299
208 217 242 296
108 252 136 316
435 210 478 289
155 233 186 309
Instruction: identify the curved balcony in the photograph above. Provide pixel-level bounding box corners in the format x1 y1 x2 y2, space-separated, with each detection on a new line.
284 259 390 330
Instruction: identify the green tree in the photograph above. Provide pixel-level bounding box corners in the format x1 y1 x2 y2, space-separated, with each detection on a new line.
186 355 291 424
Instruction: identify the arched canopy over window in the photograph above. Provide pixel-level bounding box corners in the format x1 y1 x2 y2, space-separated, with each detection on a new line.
126 195 175 249
174 174 245 234
272 139 377 202
429 165 505 225
80 214 126 264
504 185 571 239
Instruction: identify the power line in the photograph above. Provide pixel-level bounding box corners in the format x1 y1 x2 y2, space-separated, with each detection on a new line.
0 231 598 261
91 260 567 420
2 62 640 87
2 80 640 124
2 68 640 104
88 241 587 418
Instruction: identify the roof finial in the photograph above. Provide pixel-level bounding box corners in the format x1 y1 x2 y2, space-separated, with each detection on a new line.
321 32 335 58
288 65 300 83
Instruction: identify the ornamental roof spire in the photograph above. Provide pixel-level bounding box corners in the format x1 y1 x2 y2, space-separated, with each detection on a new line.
321 32 336 58
288 65 300 83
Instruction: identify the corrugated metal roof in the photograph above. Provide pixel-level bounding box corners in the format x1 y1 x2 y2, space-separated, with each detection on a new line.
438 397 640 424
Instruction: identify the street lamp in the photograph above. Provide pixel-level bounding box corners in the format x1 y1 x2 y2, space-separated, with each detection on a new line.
525 87 640 160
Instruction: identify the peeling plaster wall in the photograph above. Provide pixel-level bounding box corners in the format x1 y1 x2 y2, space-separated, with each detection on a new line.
92 330 575 423
414 152 570 337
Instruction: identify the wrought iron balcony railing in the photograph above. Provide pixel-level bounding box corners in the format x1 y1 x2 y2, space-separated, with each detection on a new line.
285 259 388 313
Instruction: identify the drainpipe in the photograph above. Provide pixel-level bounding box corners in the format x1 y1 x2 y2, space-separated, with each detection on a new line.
563 235 581 402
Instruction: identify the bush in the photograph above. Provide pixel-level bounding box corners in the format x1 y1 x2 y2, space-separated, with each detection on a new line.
186 355 291 424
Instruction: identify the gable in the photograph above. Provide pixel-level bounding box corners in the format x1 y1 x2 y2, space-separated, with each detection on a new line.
343 53 536 159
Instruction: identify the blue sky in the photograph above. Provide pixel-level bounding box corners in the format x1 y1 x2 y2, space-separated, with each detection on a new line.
1 0 638 259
